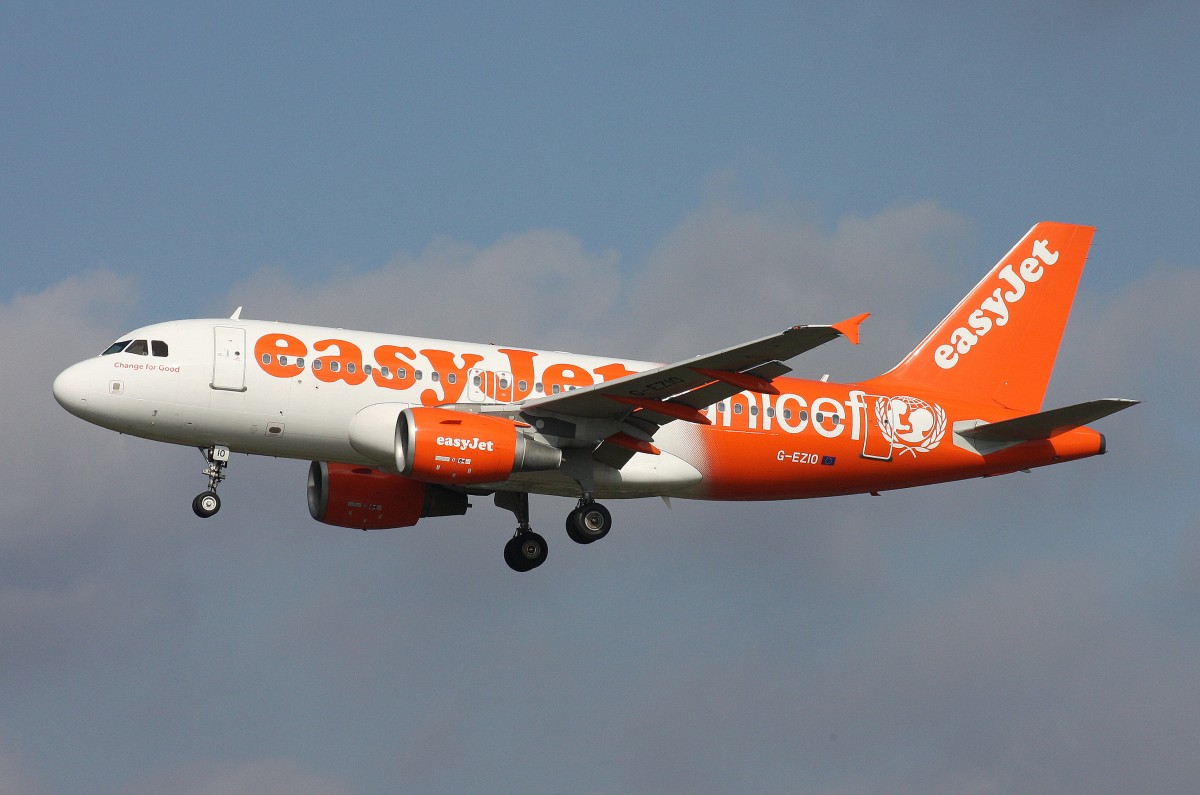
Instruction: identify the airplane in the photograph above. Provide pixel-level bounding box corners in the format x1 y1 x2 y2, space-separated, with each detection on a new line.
53 222 1136 572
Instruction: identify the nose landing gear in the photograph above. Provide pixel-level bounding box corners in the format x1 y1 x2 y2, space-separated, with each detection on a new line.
192 445 230 518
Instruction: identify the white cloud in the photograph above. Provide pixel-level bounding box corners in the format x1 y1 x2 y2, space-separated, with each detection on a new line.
0 270 147 540
613 200 974 372
222 201 973 378
225 229 623 353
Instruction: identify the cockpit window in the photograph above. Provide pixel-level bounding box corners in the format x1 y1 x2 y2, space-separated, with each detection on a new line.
125 340 149 356
151 340 168 357
102 340 131 355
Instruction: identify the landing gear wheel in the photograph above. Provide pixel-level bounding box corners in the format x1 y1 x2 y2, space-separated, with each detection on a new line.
566 502 611 545
192 490 221 518
504 532 548 572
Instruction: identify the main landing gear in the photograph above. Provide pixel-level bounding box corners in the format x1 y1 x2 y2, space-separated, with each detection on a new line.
192 444 230 518
495 492 614 572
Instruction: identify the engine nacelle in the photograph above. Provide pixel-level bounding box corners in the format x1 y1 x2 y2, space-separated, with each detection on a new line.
396 407 562 485
307 461 468 530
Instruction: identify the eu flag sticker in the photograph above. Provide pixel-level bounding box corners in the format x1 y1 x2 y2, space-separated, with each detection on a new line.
821 455 837 466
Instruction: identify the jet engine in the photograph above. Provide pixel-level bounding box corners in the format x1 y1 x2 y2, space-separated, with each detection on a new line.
395 407 562 486
307 461 468 530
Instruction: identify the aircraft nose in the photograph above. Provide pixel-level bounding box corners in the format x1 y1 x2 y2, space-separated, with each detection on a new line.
52 361 92 418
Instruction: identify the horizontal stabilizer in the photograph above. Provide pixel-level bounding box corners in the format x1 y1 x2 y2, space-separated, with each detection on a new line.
959 398 1139 443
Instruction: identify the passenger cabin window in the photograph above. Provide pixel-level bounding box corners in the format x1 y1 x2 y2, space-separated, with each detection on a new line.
151 340 168 357
126 339 149 355
102 340 131 355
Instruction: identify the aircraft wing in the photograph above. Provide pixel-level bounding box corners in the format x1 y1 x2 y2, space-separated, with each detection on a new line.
517 314 868 466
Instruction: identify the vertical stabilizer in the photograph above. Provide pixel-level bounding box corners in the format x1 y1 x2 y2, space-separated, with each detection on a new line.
866 222 1095 412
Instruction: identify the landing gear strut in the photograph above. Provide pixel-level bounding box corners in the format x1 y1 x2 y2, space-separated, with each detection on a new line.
495 492 547 573
192 444 230 518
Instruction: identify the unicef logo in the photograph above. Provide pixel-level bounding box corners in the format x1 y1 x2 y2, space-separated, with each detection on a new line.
874 395 947 456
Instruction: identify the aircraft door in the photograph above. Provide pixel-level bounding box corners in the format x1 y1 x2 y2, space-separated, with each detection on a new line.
211 326 247 392
859 393 894 461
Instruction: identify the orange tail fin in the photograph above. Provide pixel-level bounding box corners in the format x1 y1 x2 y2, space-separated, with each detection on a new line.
866 222 1095 412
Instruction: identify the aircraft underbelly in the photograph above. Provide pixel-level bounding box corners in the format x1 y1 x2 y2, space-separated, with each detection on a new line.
493 450 702 499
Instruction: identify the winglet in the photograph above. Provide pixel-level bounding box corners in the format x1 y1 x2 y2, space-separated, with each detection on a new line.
831 313 870 345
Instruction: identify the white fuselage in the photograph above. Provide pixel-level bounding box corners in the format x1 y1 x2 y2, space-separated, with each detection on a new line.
52 318 708 499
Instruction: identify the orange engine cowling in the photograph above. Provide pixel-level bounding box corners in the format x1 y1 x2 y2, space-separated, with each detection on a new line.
307 461 468 530
396 407 562 486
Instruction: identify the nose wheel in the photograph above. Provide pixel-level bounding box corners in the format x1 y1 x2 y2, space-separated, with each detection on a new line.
192 490 221 518
192 445 230 518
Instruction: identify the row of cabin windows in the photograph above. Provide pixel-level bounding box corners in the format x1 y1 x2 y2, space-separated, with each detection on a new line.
264 353 425 380
712 402 839 425
256 353 838 418
259 353 572 394
103 339 169 357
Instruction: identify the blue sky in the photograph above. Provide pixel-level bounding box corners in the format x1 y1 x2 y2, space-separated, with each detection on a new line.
3 3 1199 794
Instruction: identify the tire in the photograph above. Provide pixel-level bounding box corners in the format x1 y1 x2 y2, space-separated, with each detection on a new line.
192 491 221 518
567 503 611 544
504 532 547 572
